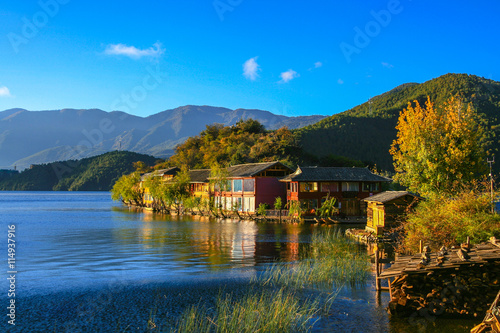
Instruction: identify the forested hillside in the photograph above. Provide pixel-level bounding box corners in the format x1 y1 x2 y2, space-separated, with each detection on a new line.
0 151 160 191
164 119 365 169
297 74 500 170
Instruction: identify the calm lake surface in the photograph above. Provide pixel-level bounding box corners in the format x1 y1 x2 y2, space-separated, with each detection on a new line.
0 192 478 332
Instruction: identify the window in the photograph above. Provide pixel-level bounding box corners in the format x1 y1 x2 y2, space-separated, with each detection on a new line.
300 199 318 210
233 179 243 192
243 179 255 192
363 182 379 192
300 182 318 192
342 182 359 192
321 182 338 192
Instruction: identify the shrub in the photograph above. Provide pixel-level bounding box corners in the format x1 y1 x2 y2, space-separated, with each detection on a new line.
402 190 500 253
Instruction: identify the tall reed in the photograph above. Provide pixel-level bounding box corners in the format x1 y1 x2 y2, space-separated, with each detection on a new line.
260 229 370 289
172 287 319 333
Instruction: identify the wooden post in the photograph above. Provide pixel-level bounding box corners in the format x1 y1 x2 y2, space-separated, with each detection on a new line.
388 278 393 300
419 240 423 253
375 248 381 291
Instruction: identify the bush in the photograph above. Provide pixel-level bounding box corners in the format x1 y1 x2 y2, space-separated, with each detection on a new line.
257 203 269 216
402 190 500 253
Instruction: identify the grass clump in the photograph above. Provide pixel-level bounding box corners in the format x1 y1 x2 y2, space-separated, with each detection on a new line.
172 287 319 333
260 229 370 289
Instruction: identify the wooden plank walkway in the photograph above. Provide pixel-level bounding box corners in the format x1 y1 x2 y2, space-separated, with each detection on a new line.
380 238 500 279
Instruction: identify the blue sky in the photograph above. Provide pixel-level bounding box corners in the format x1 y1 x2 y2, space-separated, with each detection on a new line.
1 0 499 117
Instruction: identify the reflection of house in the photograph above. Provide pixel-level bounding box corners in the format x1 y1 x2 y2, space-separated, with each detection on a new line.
280 167 391 216
188 169 211 199
363 191 421 235
141 167 180 205
214 161 294 213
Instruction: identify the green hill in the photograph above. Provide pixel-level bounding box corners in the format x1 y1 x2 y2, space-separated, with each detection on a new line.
163 118 365 169
297 74 500 171
0 151 160 191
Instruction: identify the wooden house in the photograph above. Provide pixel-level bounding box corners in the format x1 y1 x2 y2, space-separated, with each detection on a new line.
280 166 391 216
363 191 421 235
188 169 211 199
214 161 294 213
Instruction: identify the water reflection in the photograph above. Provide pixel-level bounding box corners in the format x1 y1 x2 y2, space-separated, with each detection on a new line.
111 208 315 270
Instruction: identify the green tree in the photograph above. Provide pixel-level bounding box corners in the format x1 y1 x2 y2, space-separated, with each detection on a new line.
111 172 143 206
257 203 269 216
287 200 303 221
274 197 282 211
166 168 191 214
317 196 339 218
209 163 230 216
144 173 173 212
390 96 487 197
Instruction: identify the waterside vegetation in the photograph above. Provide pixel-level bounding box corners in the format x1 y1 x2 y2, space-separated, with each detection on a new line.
165 229 370 333
389 95 500 252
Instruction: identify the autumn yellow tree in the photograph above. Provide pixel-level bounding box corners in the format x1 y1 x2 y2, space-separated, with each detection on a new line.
390 96 487 197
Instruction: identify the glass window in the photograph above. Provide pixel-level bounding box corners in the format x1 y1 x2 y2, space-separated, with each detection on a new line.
300 199 318 210
321 182 338 192
233 179 243 192
342 182 359 191
299 182 318 192
243 179 255 192
363 182 379 192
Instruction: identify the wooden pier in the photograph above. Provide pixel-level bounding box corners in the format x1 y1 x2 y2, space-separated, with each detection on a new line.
376 238 500 318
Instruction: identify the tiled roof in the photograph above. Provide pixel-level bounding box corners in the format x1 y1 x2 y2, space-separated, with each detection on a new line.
280 166 392 182
141 167 180 181
363 191 420 203
226 161 293 178
189 169 211 183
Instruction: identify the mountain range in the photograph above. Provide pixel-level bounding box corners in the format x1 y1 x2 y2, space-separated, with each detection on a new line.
0 106 326 169
2 73 499 173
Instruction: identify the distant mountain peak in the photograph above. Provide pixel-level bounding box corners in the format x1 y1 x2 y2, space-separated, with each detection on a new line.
0 104 326 168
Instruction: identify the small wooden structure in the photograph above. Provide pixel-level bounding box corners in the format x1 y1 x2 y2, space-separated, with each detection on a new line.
363 191 421 235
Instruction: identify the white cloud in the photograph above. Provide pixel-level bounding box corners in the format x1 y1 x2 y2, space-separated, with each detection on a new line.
382 62 394 69
314 61 323 68
0 86 11 97
104 42 164 59
337 79 344 85
280 69 299 83
243 57 260 81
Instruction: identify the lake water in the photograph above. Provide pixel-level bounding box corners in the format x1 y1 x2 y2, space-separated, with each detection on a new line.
0 192 478 332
